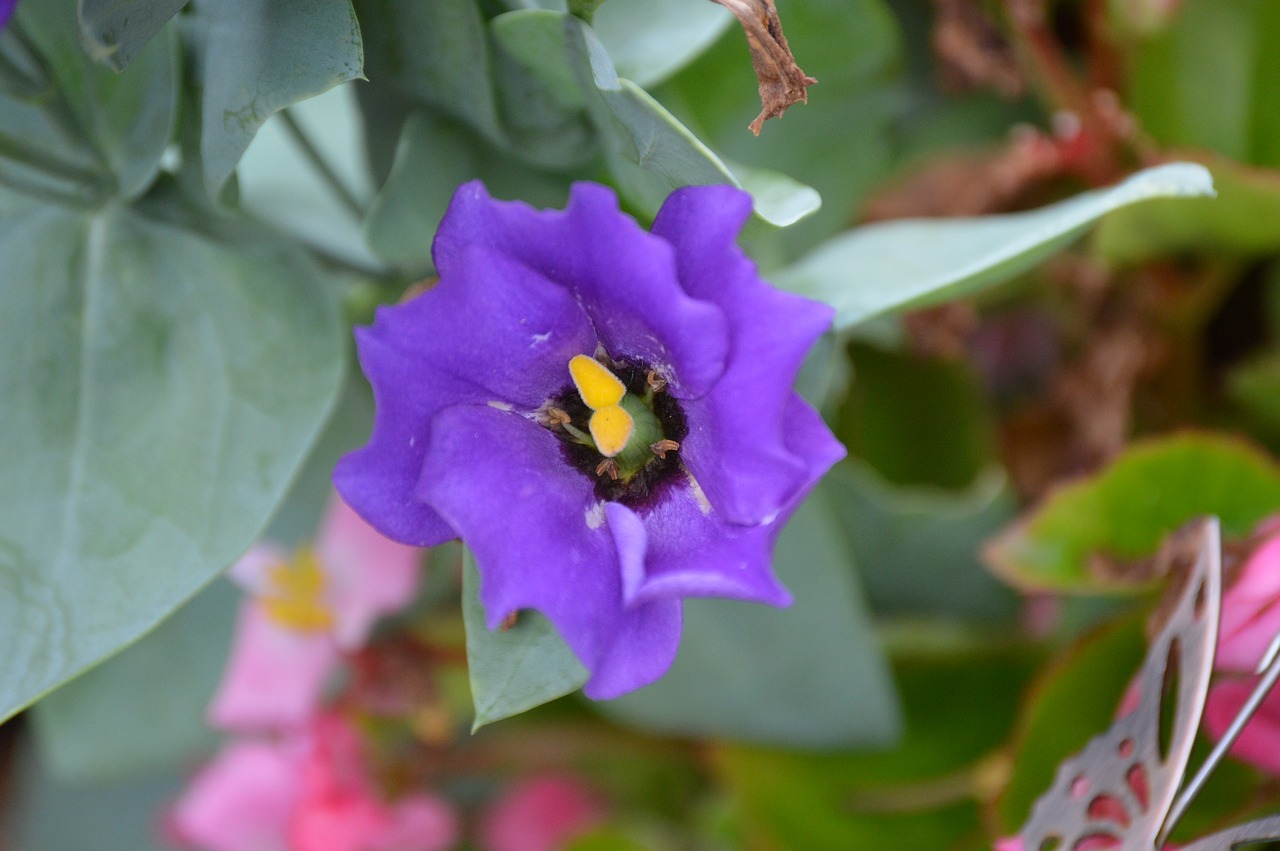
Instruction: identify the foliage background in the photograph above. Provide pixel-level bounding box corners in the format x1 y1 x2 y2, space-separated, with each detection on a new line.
3 0 1280 848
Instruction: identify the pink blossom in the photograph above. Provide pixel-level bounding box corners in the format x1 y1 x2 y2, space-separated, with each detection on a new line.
479 775 606 851
171 714 458 851
1203 520 1280 776
208 495 422 731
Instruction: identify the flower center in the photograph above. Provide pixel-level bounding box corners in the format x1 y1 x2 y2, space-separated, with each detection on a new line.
543 353 688 508
260 547 334 632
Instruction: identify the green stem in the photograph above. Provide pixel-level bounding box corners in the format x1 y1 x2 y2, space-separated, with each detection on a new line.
279 108 365 220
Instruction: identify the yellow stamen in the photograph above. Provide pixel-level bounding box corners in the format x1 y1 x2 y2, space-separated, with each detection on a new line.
589 404 634 457
261 547 333 632
569 354 626 410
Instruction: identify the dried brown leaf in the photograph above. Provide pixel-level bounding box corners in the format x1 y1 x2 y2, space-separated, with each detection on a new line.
710 0 816 135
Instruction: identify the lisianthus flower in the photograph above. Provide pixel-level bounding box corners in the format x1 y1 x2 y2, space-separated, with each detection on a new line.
1203 520 1280 774
0 0 15 30
208 495 422 731
335 181 844 698
479 775 606 851
169 713 458 851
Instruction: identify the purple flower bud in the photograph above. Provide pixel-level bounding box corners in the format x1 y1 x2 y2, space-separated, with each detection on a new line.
335 181 844 698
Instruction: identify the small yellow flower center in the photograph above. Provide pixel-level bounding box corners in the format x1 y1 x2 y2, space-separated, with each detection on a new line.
569 354 634 458
260 547 334 632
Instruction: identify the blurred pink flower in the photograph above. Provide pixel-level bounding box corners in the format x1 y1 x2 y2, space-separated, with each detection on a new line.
1204 521 1280 775
208 495 422 731
170 714 458 851
479 775 606 851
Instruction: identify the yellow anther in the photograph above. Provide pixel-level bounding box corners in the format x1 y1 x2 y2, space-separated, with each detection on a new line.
569 354 627 410
261 548 334 632
589 404 634 458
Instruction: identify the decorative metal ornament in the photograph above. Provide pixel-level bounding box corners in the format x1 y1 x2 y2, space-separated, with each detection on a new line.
1014 517 1280 851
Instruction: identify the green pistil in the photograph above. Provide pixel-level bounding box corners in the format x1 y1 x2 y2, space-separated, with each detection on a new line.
614 394 666 478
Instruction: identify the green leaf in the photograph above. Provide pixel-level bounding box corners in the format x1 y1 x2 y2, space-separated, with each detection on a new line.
775 163 1216 330
995 614 1146 833
660 0 904 256
591 0 731 88
353 0 503 142
462 550 588 731
825 460 1020 623
598 487 901 748
195 0 363 195
363 110 573 268
30 580 237 783
1093 153 1280 263
489 10 821 227
13 1 178 199
836 342 997 490
715 641 1038 850
1125 0 1280 169
986 433 1280 593
77 0 188 71
0 187 344 724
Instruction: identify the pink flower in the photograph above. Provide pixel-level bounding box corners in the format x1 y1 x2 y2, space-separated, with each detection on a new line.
170 714 458 851
479 775 606 851
1203 521 1280 774
208 495 422 731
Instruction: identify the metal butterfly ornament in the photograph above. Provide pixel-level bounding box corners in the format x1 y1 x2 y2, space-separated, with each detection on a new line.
1012 517 1280 851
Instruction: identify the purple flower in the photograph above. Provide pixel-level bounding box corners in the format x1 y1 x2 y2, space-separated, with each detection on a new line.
0 0 16 30
335 181 844 699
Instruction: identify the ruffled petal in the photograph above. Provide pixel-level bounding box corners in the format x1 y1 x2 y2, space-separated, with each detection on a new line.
206 602 338 732
432 181 730 397
169 740 302 851
605 489 791 609
335 243 596 546
652 184 839 525
316 494 423 650
416 404 680 699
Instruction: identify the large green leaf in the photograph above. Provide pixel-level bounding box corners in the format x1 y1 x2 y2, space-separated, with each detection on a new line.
28 375 375 783
30 580 237 782
194 0 363 195
986 433 1280 593
825 460 1019 623
774 163 1216 331
462 550 588 731
12 0 178 199
77 0 189 71
599 487 900 747
0 187 344 724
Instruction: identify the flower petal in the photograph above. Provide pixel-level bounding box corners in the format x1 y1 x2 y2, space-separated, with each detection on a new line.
169 740 302 851
416 404 680 699
651 184 840 525
374 794 461 851
316 494 423 650
335 243 596 546
227 543 291 595
605 490 791 609
432 181 730 397
1217 532 1280 672
479 775 606 851
207 602 338 732
1205 678 1280 775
